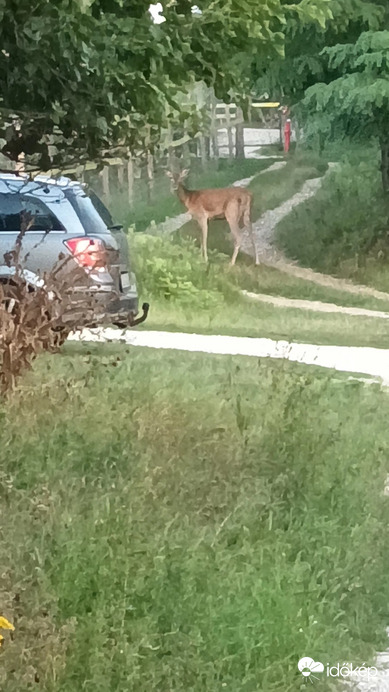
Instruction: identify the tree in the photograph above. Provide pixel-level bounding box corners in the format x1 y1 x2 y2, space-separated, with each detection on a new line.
252 0 385 105
251 1 389 189
0 0 331 170
301 29 389 192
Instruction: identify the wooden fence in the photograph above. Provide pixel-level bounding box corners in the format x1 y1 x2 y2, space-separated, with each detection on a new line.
45 97 282 205
92 100 283 204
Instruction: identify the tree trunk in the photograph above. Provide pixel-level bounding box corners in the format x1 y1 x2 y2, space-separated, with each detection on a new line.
380 141 389 194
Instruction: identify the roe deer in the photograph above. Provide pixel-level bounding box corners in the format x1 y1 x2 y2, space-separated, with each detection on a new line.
166 169 259 266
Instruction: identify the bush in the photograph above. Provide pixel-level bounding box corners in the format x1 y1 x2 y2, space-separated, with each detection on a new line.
0 223 102 394
276 150 389 272
131 231 238 309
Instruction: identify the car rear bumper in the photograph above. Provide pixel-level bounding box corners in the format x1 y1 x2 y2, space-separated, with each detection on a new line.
108 294 149 328
61 288 148 328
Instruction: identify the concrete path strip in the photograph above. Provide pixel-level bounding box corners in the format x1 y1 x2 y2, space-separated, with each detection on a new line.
242 291 389 319
68 328 389 385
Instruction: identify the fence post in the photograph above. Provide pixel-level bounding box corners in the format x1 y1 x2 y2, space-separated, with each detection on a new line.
247 96 252 124
166 123 174 171
210 94 219 159
117 162 124 188
198 135 207 167
235 107 245 159
182 139 191 167
15 154 26 174
167 145 175 171
225 105 234 159
101 165 110 199
127 151 134 207
147 151 154 196
146 125 154 201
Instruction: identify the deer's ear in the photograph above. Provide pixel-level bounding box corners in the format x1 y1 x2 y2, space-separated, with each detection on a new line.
181 169 190 178
165 171 174 179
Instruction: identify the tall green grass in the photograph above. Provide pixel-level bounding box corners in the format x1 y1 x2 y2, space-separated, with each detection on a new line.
1 349 389 691
276 146 389 278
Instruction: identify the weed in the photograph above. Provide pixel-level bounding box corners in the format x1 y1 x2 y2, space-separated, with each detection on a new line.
1 349 389 690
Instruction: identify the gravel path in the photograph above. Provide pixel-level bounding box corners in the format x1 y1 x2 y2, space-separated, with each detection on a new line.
243 291 389 319
240 164 389 302
241 172 331 261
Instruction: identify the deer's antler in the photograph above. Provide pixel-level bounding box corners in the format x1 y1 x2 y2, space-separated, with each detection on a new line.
165 168 189 183
178 169 189 182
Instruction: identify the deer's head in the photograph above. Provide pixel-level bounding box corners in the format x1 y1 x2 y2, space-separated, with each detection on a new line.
166 169 189 192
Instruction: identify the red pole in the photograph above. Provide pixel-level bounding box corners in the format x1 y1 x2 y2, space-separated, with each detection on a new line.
284 118 291 154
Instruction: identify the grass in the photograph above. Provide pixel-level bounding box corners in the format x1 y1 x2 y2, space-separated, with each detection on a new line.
276 145 389 291
105 158 276 232
339 261 389 294
251 143 284 156
3 142 389 691
132 232 389 348
2 346 389 691
143 297 389 348
178 150 327 256
227 263 389 311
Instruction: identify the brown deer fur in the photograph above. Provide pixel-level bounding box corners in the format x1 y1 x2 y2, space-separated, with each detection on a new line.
167 170 259 265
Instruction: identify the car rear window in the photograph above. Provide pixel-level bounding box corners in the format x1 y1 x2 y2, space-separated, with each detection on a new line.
0 193 65 232
89 191 114 228
66 190 115 234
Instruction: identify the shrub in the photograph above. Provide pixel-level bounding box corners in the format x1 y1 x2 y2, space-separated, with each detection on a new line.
276 151 389 272
0 224 101 394
131 231 237 309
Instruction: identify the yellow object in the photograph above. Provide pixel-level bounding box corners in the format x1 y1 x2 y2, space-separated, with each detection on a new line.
0 616 14 647
251 102 280 108
0 616 14 631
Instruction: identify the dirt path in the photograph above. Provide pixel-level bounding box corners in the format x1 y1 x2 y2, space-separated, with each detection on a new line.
243 291 389 319
240 163 389 303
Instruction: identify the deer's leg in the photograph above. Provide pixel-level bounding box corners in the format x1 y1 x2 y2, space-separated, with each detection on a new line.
197 216 209 263
226 203 242 266
243 208 259 265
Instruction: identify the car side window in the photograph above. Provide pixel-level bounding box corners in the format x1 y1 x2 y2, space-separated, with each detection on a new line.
21 196 65 231
89 190 114 228
0 193 64 232
0 194 22 232
66 191 109 234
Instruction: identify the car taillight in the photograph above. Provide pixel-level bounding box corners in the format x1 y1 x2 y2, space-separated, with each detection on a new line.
64 237 107 272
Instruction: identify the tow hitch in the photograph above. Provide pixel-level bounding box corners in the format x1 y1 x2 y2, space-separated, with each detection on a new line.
128 302 149 327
